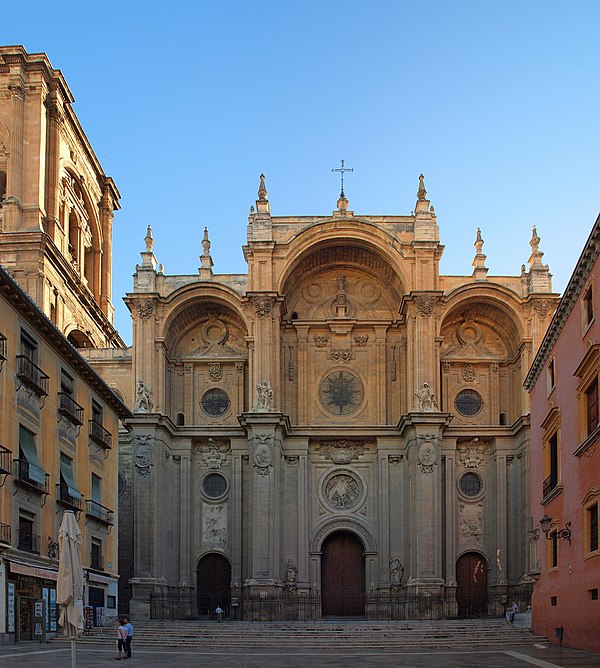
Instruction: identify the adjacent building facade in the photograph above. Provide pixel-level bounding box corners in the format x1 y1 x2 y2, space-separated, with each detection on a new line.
90 175 559 621
0 266 129 642
525 214 600 652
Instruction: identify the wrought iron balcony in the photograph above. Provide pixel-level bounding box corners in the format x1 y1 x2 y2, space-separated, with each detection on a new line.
18 532 40 554
16 355 49 397
0 444 11 475
56 483 84 512
90 553 104 571
543 473 559 498
0 332 6 366
85 500 114 525
89 420 112 450
0 522 11 545
13 459 49 495
58 392 84 426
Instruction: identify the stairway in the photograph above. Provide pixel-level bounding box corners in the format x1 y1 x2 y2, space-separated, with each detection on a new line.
55 619 548 650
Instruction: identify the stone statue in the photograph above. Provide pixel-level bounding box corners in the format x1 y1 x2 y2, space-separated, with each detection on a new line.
285 559 298 590
390 558 404 589
134 380 153 412
256 379 273 411
415 382 438 411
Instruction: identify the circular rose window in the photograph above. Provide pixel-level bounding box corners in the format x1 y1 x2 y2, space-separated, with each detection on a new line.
200 389 230 416
455 389 483 416
202 472 228 499
319 370 364 416
459 472 482 497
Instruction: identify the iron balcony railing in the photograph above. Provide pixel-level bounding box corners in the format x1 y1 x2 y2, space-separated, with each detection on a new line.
0 332 6 363
0 444 12 475
543 473 558 498
18 532 40 554
58 392 84 426
0 522 11 545
56 483 84 512
13 459 49 494
85 500 114 525
88 420 112 450
90 553 104 571
16 355 49 397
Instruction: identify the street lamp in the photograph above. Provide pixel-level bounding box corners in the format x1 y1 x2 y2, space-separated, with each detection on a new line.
539 514 572 544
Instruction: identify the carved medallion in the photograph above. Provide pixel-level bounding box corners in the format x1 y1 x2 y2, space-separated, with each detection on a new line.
417 435 439 474
252 433 273 475
322 470 364 511
462 363 476 382
319 370 364 416
208 363 222 381
314 335 329 347
133 434 154 476
252 296 273 319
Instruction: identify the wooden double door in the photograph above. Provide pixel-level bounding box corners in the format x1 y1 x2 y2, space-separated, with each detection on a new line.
321 531 365 616
456 552 488 617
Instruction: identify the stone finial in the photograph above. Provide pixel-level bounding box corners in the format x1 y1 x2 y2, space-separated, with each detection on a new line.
526 226 552 293
337 194 349 212
144 225 154 252
474 228 484 253
472 227 488 279
258 173 268 201
199 226 214 278
417 174 427 201
530 226 540 254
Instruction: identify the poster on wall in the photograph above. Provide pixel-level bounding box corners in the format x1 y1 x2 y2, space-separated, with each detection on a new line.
50 589 57 631
7 582 15 633
43 588 49 631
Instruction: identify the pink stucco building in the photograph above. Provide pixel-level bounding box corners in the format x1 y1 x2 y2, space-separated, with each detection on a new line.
525 214 600 652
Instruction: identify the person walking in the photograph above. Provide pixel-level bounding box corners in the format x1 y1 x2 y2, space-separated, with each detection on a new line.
115 618 127 660
215 606 223 622
124 617 134 659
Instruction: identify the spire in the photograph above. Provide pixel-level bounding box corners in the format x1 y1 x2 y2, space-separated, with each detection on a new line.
139 225 158 270
255 173 270 214
413 173 438 241
199 226 214 279
144 225 154 253
472 227 488 280
417 174 427 201
526 226 553 294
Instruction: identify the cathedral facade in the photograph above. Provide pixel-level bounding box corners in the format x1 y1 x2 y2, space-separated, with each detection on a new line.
103 175 558 620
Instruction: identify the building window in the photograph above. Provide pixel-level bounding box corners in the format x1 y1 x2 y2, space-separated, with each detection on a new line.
550 531 558 569
0 331 6 365
459 472 482 497
543 431 559 499
16 330 49 397
17 425 48 491
587 502 599 554
91 538 103 571
200 389 230 417
18 512 39 553
590 589 599 601
202 473 228 499
550 596 557 606
586 377 599 436
583 284 594 328
574 344 600 450
58 369 84 426
454 389 483 417
58 452 82 509
547 358 555 394
91 474 101 503
107 595 117 609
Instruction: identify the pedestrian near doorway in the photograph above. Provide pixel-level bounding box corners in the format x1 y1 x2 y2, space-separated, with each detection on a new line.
115 618 127 660
215 606 223 622
124 617 134 658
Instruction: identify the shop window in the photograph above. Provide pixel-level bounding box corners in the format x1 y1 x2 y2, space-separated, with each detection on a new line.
583 284 594 329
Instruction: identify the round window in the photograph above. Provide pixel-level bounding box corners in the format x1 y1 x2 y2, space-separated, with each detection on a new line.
319 370 364 416
201 389 230 416
202 473 228 498
455 389 483 416
459 472 482 497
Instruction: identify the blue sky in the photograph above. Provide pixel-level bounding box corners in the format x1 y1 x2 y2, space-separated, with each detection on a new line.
4 1 600 344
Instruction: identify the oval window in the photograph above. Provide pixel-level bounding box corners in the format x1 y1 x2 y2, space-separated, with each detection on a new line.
201 389 230 416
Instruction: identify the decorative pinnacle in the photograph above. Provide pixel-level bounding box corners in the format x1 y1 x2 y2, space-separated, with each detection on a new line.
258 173 268 201
530 226 540 253
144 225 154 253
417 174 427 201
202 227 211 256
474 227 484 253
331 159 353 198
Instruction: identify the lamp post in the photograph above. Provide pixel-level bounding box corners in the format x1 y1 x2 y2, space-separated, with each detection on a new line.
539 514 572 544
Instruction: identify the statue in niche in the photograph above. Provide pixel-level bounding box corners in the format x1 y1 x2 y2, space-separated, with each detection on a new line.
285 559 298 590
256 379 273 411
415 382 438 411
390 558 404 590
134 381 153 412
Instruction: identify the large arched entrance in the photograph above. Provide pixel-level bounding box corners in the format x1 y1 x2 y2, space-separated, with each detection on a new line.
456 552 488 617
196 553 231 617
321 531 365 616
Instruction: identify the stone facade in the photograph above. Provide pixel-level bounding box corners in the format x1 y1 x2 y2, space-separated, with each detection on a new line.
99 176 559 620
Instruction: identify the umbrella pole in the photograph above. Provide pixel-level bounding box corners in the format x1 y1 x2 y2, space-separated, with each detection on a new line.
71 637 77 668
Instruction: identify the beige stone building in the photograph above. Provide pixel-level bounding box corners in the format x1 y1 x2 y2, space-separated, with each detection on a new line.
97 174 559 620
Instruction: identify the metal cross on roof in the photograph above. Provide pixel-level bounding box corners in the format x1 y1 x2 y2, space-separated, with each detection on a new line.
331 159 353 198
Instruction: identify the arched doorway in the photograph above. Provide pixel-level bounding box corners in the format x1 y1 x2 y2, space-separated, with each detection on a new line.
456 552 488 617
196 553 231 617
321 531 365 616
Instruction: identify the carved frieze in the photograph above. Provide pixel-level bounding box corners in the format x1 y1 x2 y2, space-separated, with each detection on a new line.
314 335 329 347
415 296 436 317
317 440 365 464
388 455 403 465
459 502 483 546
458 438 488 468
330 349 353 363
202 504 227 549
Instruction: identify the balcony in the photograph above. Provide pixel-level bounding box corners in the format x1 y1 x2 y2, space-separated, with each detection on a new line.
56 483 84 512
0 445 11 475
90 553 104 571
543 473 558 498
85 500 114 526
0 523 11 546
58 392 84 426
89 420 112 450
16 355 49 397
18 532 40 554
13 459 49 495
0 332 6 369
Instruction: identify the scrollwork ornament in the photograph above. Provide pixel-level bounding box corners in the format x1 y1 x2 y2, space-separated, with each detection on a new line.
209 363 222 381
135 298 156 320
354 335 369 347
252 296 273 319
415 295 436 317
417 435 439 474
134 434 155 476
317 440 365 464
462 363 477 382
532 298 552 318
314 335 329 347
330 349 353 363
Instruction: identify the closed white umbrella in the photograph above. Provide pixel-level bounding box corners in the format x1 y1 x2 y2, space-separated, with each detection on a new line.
57 510 84 668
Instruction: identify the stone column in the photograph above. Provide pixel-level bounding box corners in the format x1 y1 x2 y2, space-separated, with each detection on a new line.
44 95 62 233
179 454 191 588
100 185 115 320
378 452 391 587
297 452 310 590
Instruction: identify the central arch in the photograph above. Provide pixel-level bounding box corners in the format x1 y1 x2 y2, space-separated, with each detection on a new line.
196 553 231 618
321 531 365 616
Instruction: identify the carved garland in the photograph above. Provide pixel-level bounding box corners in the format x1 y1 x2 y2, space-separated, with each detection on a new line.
415 296 436 317
252 296 273 319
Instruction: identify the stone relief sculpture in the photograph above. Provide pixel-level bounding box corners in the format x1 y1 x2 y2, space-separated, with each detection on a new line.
134 380 153 412
458 438 488 468
285 559 298 590
317 440 365 464
252 433 274 475
390 558 404 590
198 438 228 469
459 503 483 546
417 435 439 474
415 382 438 412
202 504 227 549
324 473 361 510
133 434 154 476
208 363 222 381
256 379 273 411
